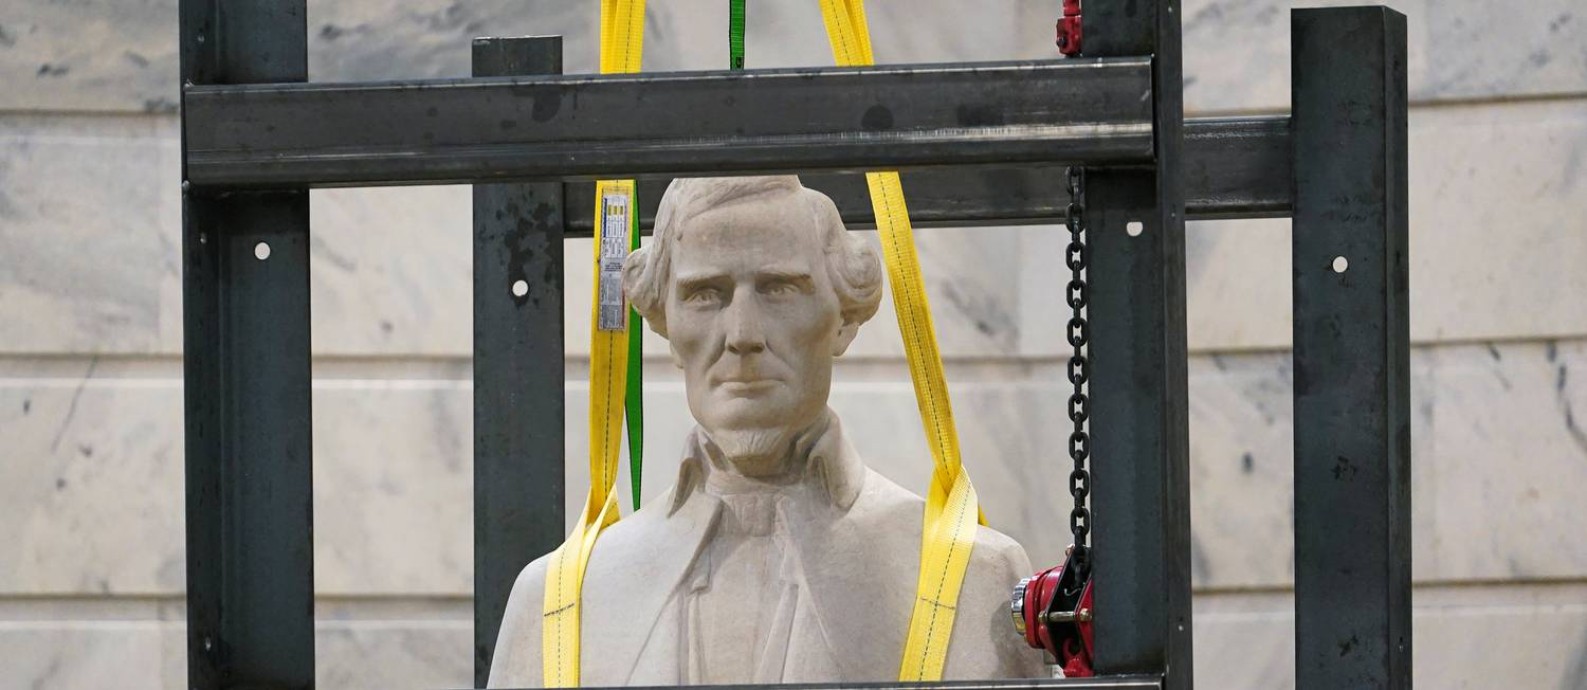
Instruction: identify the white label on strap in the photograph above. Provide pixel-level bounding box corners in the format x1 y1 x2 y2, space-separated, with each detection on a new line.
597 190 631 332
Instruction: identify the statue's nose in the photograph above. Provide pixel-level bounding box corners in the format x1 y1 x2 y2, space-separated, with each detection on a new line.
723 297 767 355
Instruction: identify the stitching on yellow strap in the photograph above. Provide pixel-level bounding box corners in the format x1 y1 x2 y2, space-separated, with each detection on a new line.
818 0 986 681
541 1 645 685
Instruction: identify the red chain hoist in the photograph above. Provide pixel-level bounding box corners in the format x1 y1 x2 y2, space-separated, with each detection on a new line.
1010 161 1095 675
1056 0 1083 56
1012 547 1095 676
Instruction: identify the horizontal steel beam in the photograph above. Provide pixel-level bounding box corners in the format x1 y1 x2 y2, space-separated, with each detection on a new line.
1182 115 1292 219
183 59 1154 188
563 116 1290 232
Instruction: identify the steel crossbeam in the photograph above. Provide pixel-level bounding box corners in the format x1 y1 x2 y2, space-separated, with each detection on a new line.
561 116 1292 233
183 58 1155 188
181 60 1292 227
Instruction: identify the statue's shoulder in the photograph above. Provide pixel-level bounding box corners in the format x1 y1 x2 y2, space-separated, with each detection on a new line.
851 467 1032 569
487 552 551 687
495 498 670 613
487 492 708 688
849 467 924 519
953 521 1046 678
851 467 1044 677
971 520 1032 574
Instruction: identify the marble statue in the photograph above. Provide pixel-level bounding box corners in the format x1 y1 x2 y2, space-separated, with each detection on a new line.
488 176 1045 687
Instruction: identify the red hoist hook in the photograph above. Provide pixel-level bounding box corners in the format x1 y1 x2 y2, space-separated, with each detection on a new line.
1011 547 1095 677
1057 0 1083 56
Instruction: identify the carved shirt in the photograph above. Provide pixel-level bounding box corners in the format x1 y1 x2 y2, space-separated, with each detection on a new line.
671 415 858 683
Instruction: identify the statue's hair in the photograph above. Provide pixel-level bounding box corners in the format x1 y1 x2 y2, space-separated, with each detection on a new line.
622 176 883 339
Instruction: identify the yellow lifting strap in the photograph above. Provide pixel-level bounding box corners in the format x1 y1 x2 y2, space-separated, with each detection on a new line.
817 0 987 681
541 0 645 686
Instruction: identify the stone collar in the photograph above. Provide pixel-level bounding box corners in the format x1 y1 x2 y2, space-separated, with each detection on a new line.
668 409 866 514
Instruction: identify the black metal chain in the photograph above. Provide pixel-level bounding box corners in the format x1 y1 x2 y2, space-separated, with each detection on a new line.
1065 166 1091 568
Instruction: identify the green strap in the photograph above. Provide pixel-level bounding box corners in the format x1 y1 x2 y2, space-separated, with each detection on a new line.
627 1 743 511
624 190 644 510
729 0 746 70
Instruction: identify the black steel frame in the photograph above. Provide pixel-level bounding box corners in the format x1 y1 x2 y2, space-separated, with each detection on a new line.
178 3 1409 690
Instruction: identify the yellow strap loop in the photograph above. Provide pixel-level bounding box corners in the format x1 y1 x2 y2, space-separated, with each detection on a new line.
818 0 985 680
542 2 645 686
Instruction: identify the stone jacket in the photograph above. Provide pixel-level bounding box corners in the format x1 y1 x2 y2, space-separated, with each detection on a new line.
487 413 1046 687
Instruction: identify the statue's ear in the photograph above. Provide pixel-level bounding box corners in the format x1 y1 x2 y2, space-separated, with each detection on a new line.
832 318 861 356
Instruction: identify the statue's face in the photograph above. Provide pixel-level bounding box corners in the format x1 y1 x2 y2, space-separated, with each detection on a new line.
664 193 850 468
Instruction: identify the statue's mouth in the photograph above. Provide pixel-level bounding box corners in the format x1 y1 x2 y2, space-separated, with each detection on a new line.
717 379 779 395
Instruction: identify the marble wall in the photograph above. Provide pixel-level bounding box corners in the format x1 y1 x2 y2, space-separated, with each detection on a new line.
2 1 1585 688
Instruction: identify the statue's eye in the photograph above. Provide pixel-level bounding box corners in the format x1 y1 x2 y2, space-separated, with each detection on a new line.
683 287 722 306
759 277 808 297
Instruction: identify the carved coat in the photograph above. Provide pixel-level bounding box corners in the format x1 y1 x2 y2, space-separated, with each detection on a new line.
487 414 1046 687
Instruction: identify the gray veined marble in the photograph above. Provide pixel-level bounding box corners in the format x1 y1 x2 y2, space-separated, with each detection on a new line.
8 0 1585 113
1182 0 1587 112
1192 584 1587 690
4 341 1587 597
1020 98 1587 354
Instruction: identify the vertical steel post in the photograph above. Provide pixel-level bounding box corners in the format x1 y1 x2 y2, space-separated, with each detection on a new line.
180 2 313 689
471 36 568 688
1292 8 1411 690
1084 0 1193 687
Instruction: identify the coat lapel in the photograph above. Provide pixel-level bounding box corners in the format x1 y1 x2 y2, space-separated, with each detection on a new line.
580 486 721 686
783 473 922 681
